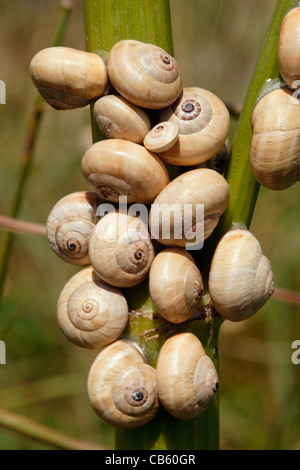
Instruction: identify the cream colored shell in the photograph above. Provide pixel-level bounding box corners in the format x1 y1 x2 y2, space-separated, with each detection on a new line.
57 267 128 349
89 212 155 288
149 169 230 247
88 340 159 428
250 87 300 190
81 139 169 203
156 332 219 420
143 121 179 152
107 40 182 109
149 248 203 323
208 229 274 322
93 94 151 143
278 7 300 88
157 87 230 166
29 47 108 109
46 191 99 266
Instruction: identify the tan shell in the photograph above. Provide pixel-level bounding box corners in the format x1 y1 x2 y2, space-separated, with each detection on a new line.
278 7 300 88
208 229 274 322
149 169 230 248
157 87 230 166
30 47 108 109
87 340 159 428
46 191 99 265
57 267 128 349
194 139 230 174
149 248 203 323
250 87 300 190
156 332 219 420
89 212 155 288
107 40 182 109
143 121 179 152
93 94 151 143
81 139 169 203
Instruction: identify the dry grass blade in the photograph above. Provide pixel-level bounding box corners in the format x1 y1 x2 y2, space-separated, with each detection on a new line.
0 215 46 236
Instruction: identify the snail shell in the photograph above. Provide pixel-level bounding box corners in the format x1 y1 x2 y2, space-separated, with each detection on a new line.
149 169 230 247
250 87 300 190
93 94 151 143
57 267 128 349
278 7 300 88
157 87 230 166
149 248 203 323
89 211 155 288
46 191 99 265
29 47 108 110
88 340 159 428
143 121 179 153
208 229 274 322
81 139 169 204
107 40 182 109
156 332 219 420
194 139 230 175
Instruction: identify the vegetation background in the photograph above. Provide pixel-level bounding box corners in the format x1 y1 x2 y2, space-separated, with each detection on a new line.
0 0 299 450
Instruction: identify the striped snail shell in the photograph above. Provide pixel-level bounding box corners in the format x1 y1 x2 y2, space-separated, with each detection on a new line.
208 229 274 322
89 211 155 288
156 332 219 420
278 7 300 88
107 40 182 109
93 94 151 143
157 87 230 166
88 340 159 428
250 87 300 190
57 267 128 349
46 191 99 266
81 139 169 204
149 248 203 323
29 47 108 110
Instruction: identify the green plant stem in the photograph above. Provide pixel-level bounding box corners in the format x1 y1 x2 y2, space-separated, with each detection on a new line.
0 3 73 302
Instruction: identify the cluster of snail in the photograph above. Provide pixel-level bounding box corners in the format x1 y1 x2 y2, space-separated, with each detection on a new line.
29 34 277 429
250 6 300 191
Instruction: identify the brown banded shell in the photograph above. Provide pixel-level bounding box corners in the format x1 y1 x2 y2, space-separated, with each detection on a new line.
208 229 274 322
149 248 203 323
157 87 230 165
87 340 159 428
46 191 99 265
149 168 230 248
278 7 300 88
93 94 151 143
57 267 128 349
81 139 169 204
89 212 155 288
107 40 182 109
250 87 300 190
29 47 108 109
156 332 219 420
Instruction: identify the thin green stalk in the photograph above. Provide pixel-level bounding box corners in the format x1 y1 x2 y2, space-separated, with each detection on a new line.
0 2 73 301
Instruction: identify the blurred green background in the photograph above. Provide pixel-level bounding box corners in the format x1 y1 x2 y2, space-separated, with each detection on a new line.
0 0 299 450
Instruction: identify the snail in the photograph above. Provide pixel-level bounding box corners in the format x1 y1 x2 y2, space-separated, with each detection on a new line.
93 94 151 143
278 7 300 88
87 340 160 428
149 168 230 248
250 87 300 190
143 121 179 153
107 39 182 109
81 139 169 204
156 332 219 420
46 191 100 265
149 247 203 323
89 211 155 288
194 139 230 175
156 87 230 166
29 46 108 110
57 267 128 349
208 229 274 322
